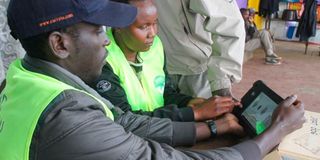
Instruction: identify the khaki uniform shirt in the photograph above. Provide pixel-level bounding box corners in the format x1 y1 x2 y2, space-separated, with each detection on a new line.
155 0 245 90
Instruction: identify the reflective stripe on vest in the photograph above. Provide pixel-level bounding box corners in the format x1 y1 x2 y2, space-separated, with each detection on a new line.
0 60 113 160
106 30 165 112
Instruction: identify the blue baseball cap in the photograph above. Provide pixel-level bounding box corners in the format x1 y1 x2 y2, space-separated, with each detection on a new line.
249 8 256 14
7 0 137 39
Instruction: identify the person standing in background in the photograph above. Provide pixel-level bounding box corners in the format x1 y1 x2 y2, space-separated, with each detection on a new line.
154 0 245 98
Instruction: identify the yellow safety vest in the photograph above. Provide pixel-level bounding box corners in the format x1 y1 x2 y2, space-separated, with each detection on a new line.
0 60 113 160
106 30 165 111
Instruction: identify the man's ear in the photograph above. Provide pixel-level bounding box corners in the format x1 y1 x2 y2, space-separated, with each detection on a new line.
48 31 70 59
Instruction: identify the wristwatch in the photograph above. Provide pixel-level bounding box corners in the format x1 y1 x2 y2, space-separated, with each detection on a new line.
206 120 217 138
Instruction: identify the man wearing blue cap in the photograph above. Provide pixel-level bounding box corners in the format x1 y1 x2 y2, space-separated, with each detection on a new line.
4 0 237 151
0 0 305 159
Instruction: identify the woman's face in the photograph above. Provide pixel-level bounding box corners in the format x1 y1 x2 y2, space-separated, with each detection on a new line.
116 0 158 53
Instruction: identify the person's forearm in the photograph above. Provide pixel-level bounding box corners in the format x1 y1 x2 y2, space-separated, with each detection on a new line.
164 74 193 107
134 105 194 122
195 122 211 142
163 80 193 107
116 111 196 146
253 123 282 156
233 140 261 160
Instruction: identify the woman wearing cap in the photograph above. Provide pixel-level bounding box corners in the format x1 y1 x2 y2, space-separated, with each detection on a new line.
91 0 244 137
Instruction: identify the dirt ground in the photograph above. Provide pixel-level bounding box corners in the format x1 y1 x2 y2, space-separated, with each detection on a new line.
233 40 320 112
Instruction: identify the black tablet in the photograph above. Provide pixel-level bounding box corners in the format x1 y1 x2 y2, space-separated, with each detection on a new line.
233 80 283 137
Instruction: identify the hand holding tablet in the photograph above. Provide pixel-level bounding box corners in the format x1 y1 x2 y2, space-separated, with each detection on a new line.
233 80 284 136
232 80 306 157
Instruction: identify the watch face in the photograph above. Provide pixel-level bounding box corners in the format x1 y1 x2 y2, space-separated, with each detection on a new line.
207 121 217 137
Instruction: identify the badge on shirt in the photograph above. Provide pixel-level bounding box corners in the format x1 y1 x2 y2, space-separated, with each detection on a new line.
154 75 165 93
96 80 112 93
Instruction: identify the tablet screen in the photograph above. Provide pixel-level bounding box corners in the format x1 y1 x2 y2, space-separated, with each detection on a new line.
241 92 278 135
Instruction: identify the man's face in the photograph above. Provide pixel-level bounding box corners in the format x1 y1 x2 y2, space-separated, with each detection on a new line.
249 12 255 19
64 23 109 84
242 10 250 21
116 0 158 53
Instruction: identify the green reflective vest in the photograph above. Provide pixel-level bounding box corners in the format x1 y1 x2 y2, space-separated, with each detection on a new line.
0 60 113 160
106 30 165 112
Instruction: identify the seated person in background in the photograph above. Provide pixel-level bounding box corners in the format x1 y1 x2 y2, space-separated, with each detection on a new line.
0 0 306 159
240 8 282 65
91 0 244 137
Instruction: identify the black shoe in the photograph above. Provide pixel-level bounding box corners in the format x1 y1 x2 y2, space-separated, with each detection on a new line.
265 58 281 65
266 54 282 60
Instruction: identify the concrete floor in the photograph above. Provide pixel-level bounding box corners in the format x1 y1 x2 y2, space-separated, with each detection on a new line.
232 41 320 112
